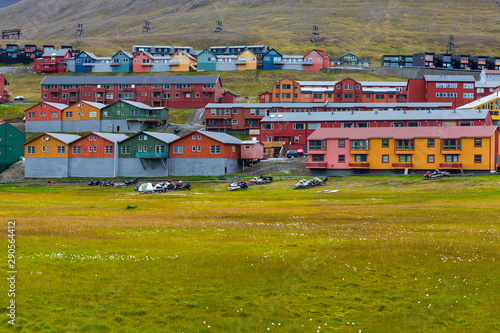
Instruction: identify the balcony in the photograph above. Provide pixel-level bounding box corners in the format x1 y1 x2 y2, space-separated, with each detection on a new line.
123 86 135 91
110 62 120 66
170 61 180 66
136 152 169 159
349 162 370 168
392 162 413 168
439 162 462 169
152 87 163 92
141 62 153 66
236 59 247 64
304 61 314 66
47 87 59 92
306 161 328 168
151 95 163 101
82 62 95 67
181 87 193 92
202 87 215 92
273 60 284 65
68 87 79 92
96 96 106 101
95 87 106 92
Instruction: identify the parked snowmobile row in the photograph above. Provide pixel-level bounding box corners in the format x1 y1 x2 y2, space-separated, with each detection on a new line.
135 180 192 194
227 175 274 190
294 177 328 189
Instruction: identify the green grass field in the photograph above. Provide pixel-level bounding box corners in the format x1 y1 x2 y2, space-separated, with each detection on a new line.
1 176 499 332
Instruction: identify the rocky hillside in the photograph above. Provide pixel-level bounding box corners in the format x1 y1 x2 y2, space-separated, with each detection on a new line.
0 0 499 59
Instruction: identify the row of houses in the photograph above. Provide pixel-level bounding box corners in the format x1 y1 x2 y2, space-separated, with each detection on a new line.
0 44 79 65
23 130 264 178
24 99 169 133
33 44 368 74
381 52 500 70
263 74 500 114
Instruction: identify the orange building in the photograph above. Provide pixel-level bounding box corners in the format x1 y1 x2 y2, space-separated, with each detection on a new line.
62 101 105 121
236 49 258 71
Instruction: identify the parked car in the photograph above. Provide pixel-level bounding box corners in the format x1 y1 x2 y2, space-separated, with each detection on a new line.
423 169 450 180
14 96 25 101
286 149 306 158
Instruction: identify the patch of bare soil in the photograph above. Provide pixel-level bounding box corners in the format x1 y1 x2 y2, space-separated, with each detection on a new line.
240 157 309 176
0 160 25 182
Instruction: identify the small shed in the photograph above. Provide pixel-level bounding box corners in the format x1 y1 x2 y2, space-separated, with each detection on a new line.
259 91 273 103
240 140 264 160
222 91 238 103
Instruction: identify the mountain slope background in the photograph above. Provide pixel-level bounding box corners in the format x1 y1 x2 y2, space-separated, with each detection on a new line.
0 0 499 59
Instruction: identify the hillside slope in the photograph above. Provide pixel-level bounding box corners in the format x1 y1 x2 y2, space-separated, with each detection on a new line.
0 0 499 58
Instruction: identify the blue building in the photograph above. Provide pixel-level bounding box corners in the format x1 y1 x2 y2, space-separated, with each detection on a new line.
262 48 283 70
197 49 217 72
111 50 133 73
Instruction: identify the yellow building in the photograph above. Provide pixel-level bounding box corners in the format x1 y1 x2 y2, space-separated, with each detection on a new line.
236 49 258 71
307 126 499 173
458 91 500 121
62 101 106 121
171 50 197 72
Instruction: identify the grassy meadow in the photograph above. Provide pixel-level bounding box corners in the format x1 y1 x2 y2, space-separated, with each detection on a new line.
0 176 499 332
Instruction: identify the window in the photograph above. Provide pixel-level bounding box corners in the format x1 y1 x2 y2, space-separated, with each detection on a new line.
232 108 238 114
142 146 147 152
356 123 369 128
174 146 183 154
192 145 196 152
396 140 414 151
309 140 325 150
130 110 138 116
65 111 73 118
262 124 273 130
442 139 461 150
427 155 434 163
351 140 369 150
293 123 305 130
474 138 482 147
51 112 58 118
89 111 97 118
312 154 324 162
399 155 412 162
210 145 221 154
308 123 320 130
294 136 299 143
463 93 474 99
93 146 97 152
72 146 81 154
427 139 435 148
474 155 482 163
88 146 92 152
27 146 35 154
382 155 389 163
28 112 35 118
407 122 420 127
338 139 345 148
121 146 130 154
155 145 166 153
382 139 389 148
391 122 404 127
105 146 113 154
232 119 238 124
341 123 354 128
354 155 367 162
445 155 459 163
57 146 65 154
338 155 345 163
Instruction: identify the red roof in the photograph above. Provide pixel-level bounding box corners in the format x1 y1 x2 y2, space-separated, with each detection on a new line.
308 126 499 141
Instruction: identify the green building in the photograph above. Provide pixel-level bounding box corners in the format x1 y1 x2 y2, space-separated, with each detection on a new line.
101 100 169 133
0 122 26 173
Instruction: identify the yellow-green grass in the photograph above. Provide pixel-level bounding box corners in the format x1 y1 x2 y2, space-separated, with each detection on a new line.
0 176 499 331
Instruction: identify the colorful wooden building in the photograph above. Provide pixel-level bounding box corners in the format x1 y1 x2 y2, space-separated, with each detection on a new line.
170 50 197 72
236 49 258 71
40 75 222 109
68 132 128 177
0 74 11 103
101 100 168 132
34 49 73 73
111 50 133 73
24 101 68 132
24 133 80 178
204 101 454 134
197 49 217 72
117 131 179 177
303 49 331 71
169 130 242 176
258 109 493 152
458 91 500 122
306 126 499 175
0 122 25 174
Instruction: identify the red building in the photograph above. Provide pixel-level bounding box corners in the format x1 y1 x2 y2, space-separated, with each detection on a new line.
256 109 493 152
34 49 73 73
204 101 453 133
39 75 222 108
0 74 11 103
407 75 477 108
303 49 331 71
132 51 154 73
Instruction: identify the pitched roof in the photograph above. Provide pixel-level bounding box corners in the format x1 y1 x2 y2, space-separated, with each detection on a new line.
42 49 71 57
205 102 452 109
79 101 107 110
40 75 221 86
260 109 490 123
91 132 129 143
44 102 69 110
119 100 167 110
424 75 476 82
197 130 242 144
24 133 80 145
143 131 179 143
112 50 133 58
308 126 498 141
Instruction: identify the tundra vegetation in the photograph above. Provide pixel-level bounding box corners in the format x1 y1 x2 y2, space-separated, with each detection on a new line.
0 176 498 331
